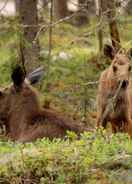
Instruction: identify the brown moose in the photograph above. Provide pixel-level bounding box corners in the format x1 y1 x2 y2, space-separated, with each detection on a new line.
97 45 132 136
0 66 85 142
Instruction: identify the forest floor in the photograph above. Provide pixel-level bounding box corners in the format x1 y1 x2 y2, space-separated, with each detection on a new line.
0 131 132 184
0 15 131 183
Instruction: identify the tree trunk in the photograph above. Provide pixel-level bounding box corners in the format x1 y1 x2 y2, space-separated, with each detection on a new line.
19 0 40 73
124 0 132 14
76 0 89 26
95 0 103 52
42 0 48 8
15 0 20 13
53 0 68 19
107 0 121 52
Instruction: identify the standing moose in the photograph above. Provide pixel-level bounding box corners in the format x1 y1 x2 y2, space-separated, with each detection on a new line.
97 44 132 137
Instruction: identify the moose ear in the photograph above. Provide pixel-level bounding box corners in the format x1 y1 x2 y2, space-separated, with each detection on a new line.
27 66 44 85
11 65 26 87
127 48 132 59
0 91 3 96
103 44 115 59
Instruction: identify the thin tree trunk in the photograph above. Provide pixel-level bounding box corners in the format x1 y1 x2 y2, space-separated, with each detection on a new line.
53 0 68 19
15 0 20 13
107 0 121 52
122 0 132 15
95 0 103 52
76 0 89 26
19 0 40 73
42 0 48 8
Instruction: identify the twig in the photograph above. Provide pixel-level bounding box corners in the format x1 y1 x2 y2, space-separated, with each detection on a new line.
0 0 9 13
101 80 123 123
84 81 99 86
45 0 53 92
33 6 86 43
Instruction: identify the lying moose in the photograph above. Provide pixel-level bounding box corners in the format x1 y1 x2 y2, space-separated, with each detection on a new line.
97 44 132 137
0 65 85 142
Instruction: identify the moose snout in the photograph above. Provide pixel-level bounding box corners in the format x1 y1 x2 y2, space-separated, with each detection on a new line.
118 80 129 89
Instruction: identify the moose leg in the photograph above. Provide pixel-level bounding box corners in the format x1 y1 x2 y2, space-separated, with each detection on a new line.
96 106 107 128
111 120 125 133
34 108 85 133
96 115 101 128
125 109 132 137
97 116 108 129
18 123 66 142
125 120 132 138
111 121 118 133
18 108 90 143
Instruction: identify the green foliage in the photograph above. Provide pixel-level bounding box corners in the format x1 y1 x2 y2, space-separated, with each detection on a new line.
0 131 132 184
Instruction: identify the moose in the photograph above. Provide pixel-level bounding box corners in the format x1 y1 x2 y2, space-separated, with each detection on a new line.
0 65 85 142
97 44 132 137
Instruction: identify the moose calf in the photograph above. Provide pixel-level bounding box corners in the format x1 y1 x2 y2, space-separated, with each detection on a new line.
97 45 132 137
0 66 84 142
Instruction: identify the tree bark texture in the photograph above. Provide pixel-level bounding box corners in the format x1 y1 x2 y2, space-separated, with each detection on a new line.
107 0 121 52
19 0 40 73
53 0 68 19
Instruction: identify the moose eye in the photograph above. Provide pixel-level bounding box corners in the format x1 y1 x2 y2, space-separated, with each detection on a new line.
128 66 132 72
113 66 117 72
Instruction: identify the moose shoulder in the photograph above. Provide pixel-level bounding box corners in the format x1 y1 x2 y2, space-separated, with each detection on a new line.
97 45 132 137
